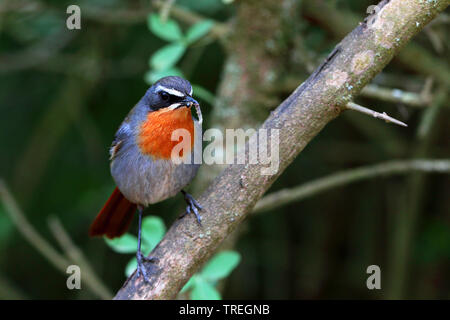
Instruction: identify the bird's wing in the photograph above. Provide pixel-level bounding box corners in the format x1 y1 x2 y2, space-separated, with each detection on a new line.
109 113 133 161
109 137 123 161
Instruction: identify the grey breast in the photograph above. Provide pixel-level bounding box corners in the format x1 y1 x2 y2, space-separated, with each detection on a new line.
110 119 202 206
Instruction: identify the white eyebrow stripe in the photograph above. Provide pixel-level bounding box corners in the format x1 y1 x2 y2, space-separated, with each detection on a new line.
167 103 181 110
155 85 185 97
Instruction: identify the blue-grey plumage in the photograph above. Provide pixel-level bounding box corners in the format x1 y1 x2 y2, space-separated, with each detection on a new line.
109 77 202 206
90 76 203 282
110 113 201 206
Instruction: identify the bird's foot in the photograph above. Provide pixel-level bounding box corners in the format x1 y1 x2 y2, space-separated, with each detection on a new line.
136 251 157 283
181 190 203 225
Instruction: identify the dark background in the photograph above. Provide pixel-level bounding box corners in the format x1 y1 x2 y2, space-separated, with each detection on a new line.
0 0 449 299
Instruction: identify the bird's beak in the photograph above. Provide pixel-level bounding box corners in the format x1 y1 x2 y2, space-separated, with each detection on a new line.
181 96 199 108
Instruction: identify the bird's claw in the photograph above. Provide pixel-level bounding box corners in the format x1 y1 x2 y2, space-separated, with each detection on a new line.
136 252 157 283
181 191 203 225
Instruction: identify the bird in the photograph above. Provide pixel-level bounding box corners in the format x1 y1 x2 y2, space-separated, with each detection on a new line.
89 76 203 282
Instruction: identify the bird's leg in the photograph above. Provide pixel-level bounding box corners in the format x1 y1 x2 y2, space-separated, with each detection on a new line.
136 205 156 283
180 190 203 225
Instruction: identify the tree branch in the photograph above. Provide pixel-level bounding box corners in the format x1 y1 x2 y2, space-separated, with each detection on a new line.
269 78 434 108
0 179 113 299
152 0 229 39
253 159 450 214
114 0 449 299
386 86 448 298
361 84 432 108
47 216 113 299
303 0 450 87
0 180 69 272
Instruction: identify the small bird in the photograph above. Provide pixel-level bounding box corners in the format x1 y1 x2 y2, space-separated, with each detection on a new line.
89 76 203 282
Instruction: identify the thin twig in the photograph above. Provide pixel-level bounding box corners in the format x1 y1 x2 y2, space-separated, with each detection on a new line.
159 0 175 22
0 179 111 299
153 0 229 39
417 86 446 139
345 102 408 127
386 87 448 299
361 85 431 108
0 272 29 299
48 216 113 299
273 77 434 109
428 13 450 26
0 179 69 272
253 159 450 214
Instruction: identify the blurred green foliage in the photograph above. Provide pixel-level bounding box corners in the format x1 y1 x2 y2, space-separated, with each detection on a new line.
181 251 241 300
105 215 167 277
0 0 448 299
145 13 214 102
106 216 241 299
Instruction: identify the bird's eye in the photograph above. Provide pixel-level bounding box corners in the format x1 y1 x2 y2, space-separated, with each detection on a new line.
160 91 170 101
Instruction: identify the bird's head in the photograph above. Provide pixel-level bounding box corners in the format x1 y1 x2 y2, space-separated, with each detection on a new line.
144 76 199 111
135 76 199 160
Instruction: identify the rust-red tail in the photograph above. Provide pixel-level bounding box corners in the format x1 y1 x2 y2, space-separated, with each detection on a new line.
89 187 137 239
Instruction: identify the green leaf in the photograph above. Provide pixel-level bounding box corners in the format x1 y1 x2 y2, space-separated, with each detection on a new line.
125 257 137 277
141 216 166 252
148 13 183 42
180 275 198 294
150 43 186 71
190 278 221 300
192 84 216 105
144 67 184 85
185 20 214 44
201 251 241 281
104 234 138 254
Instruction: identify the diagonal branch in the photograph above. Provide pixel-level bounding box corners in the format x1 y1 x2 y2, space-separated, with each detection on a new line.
303 0 450 87
115 0 449 299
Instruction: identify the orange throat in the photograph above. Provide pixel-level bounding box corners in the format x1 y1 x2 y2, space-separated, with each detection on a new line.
137 106 194 159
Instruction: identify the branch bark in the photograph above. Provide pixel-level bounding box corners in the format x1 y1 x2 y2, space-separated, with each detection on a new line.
115 0 449 299
303 0 450 87
189 0 302 297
